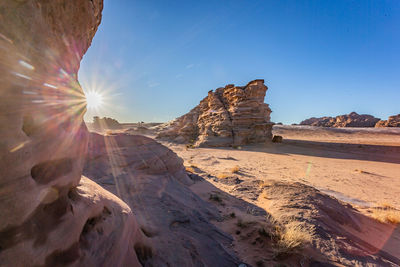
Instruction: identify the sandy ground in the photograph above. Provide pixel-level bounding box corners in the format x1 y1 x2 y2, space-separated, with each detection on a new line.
161 125 400 209
159 125 400 265
96 125 400 265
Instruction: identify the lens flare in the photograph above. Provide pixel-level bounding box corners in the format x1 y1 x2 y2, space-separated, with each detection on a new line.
85 91 103 109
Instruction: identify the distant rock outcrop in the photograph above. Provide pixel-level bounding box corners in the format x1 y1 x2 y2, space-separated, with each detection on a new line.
157 79 273 147
375 114 400 127
92 116 122 130
300 112 380 127
0 1 145 266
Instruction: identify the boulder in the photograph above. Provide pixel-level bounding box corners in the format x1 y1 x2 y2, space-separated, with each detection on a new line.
157 80 273 147
0 1 144 266
272 135 283 143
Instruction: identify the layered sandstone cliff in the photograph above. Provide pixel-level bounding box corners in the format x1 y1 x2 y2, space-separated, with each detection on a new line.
0 1 145 266
375 114 400 127
157 80 273 147
300 112 380 127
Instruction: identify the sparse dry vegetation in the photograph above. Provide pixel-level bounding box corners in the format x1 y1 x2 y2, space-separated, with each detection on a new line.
185 163 198 173
209 193 222 203
216 165 240 178
380 202 394 209
258 180 276 188
231 165 240 173
273 221 314 258
370 206 400 225
263 214 314 259
185 166 195 173
236 218 251 228
258 227 270 238
216 173 230 179
186 144 194 149
259 190 268 200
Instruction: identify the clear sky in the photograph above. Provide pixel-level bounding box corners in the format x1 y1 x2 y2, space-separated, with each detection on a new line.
79 0 400 124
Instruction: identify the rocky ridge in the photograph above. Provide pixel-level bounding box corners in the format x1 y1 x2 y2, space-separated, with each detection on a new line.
300 112 381 127
375 114 400 127
157 80 273 147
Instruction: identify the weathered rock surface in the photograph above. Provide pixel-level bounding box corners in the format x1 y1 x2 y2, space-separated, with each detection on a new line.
300 112 380 127
84 133 240 266
220 175 400 265
260 181 400 266
375 114 400 127
0 1 144 266
157 80 273 147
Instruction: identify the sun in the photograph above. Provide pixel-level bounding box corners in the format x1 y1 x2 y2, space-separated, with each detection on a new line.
85 91 103 109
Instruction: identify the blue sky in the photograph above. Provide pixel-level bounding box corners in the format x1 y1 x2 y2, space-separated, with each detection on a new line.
79 0 400 124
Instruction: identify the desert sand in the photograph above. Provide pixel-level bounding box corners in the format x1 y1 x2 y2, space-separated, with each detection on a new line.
158 125 400 209
98 123 400 266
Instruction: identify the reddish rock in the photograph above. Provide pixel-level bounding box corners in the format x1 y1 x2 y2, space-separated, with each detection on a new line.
0 1 144 266
84 133 240 266
375 114 400 127
300 112 380 127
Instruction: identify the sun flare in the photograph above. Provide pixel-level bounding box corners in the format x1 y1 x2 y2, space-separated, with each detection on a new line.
85 91 103 109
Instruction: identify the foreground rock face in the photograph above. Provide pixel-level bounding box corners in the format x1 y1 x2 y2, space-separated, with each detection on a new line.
84 133 240 266
260 181 400 266
300 112 380 127
157 80 273 147
375 114 400 127
0 1 143 266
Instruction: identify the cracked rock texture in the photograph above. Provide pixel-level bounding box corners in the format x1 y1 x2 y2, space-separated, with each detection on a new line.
156 79 273 147
0 1 144 266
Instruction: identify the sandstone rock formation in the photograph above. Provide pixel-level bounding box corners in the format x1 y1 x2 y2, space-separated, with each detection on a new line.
84 133 240 266
300 112 380 127
375 114 400 127
0 1 144 266
157 80 273 147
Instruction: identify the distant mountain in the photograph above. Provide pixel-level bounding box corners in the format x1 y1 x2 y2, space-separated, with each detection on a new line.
300 112 380 127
